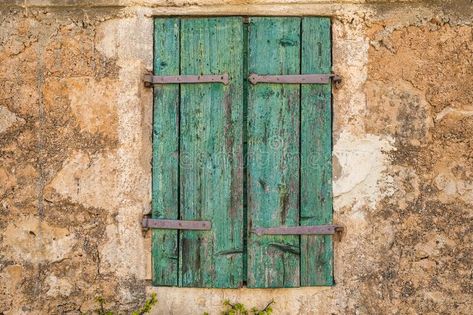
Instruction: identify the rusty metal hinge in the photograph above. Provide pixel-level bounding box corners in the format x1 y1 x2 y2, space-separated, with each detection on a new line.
144 73 229 87
252 224 344 240
142 217 211 230
248 73 341 85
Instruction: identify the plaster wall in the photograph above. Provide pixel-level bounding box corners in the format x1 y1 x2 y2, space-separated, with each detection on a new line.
0 1 472 314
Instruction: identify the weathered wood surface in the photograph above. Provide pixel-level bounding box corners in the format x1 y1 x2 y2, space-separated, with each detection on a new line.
152 17 333 288
179 17 244 288
247 17 301 288
300 17 334 286
152 18 180 286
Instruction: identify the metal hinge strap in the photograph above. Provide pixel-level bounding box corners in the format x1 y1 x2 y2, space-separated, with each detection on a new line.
142 217 211 230
144 73 229 87
252 224 344 236
248 73 341 85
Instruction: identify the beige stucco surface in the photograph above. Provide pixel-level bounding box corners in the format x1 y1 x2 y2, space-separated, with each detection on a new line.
1 0 472 314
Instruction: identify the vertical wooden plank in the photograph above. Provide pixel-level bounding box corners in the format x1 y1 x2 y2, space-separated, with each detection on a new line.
179 17 244 288
247 17 301 288
151 18 180 286
242 21 249 284
300 17 333 286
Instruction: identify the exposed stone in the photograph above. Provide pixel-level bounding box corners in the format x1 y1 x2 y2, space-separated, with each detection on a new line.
0 167 17 196
45 275 74 297
43 77 119 138
0 105 24 134
2 216 76 263
45 151 120 210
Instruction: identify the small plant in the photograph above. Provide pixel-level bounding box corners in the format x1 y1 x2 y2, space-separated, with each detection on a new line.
222 300 247 315
131 293 157 315
250 300 274 315
94 293 157 315
219 299 274 315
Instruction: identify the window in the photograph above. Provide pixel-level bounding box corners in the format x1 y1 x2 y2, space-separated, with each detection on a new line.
151 17 333 288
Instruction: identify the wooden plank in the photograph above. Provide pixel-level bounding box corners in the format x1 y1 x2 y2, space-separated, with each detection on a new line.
242 21 249 284
151 18 180 286
247 17 301 288
179 17 244 288
300 17 334 286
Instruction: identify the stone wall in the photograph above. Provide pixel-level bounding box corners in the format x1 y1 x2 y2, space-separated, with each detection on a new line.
0 1 472 314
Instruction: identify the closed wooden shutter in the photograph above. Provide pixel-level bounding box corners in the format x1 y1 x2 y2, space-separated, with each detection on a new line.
152 17 244 288
152 17 333 288
246 17 333 288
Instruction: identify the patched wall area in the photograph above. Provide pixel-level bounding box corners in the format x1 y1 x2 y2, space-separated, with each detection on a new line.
0 1 472 314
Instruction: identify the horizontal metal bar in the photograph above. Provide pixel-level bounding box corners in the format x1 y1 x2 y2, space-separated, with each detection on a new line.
252 225 343 236
248 73 340 85
142 217 211 230
144 73 229 86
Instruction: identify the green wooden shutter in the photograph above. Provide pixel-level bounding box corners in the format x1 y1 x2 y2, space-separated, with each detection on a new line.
246 17 333 288
152 16 332 289
152 17 244 288
247 17 302 288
